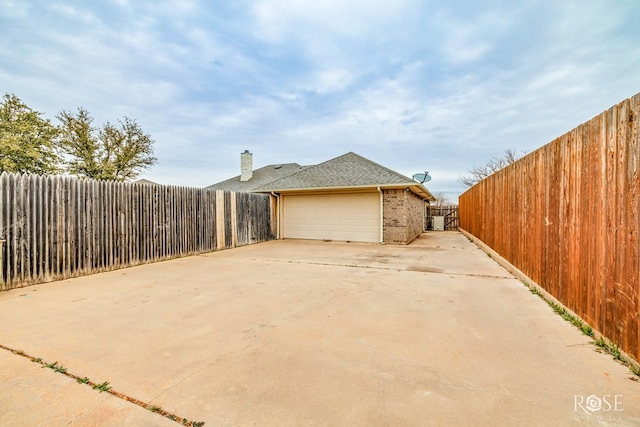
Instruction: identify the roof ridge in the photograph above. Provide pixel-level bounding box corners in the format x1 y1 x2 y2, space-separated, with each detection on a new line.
254 151 419 191
205 162 303 189
339 152 415 183
258 159 321 188
255 152 365 189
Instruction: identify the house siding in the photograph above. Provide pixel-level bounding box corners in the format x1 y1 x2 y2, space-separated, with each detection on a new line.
382 189 425 244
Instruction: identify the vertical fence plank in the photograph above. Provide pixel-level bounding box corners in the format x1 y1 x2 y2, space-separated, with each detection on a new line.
0 173 6 289
215 190 224 250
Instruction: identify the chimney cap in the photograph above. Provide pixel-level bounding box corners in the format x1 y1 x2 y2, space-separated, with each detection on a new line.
243 149 251 154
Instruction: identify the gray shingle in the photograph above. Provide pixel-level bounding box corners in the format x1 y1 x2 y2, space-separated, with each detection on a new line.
254 152 416 191
206 152 434 201
206 163 305 192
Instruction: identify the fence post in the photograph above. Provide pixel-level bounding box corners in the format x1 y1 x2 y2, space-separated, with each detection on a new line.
0 240 5 288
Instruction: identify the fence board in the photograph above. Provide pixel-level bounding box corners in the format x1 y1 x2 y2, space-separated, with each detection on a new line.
0 175 274 290
460 91 640 362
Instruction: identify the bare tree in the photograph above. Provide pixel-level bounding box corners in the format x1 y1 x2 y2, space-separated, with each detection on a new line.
432 192 451 208
459 148 521 188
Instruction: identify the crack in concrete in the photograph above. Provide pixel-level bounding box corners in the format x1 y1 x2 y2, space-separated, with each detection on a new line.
0 344 205 427
232 257 514 279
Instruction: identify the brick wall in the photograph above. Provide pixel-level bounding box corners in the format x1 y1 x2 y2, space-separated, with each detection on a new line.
382 189 425 244
406 192 425 239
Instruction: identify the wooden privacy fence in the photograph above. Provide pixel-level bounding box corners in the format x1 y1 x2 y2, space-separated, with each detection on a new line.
425 205 459 230
0 173 275 290
459 92 640 362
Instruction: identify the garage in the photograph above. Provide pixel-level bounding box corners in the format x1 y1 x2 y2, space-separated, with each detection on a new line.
209 151 436 244
282 192 381 243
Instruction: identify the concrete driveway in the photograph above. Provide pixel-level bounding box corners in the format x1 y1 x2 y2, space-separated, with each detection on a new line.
1 231 639 426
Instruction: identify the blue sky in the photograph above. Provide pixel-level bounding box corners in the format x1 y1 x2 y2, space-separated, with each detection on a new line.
2 0 640 201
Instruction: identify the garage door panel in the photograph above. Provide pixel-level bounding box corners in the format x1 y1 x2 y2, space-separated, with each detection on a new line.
283 193 380 242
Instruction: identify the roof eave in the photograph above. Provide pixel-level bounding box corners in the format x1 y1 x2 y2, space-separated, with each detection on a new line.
256 183 436 201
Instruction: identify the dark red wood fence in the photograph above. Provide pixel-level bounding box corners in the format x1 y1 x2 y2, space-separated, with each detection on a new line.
460 92 640 362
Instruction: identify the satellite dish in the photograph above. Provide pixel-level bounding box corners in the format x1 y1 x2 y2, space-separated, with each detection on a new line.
412 172 431 183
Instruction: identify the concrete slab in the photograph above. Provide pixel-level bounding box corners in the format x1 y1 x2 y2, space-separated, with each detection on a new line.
1 231 639 426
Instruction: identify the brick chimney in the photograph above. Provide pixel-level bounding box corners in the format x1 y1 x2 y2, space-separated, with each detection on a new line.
240 150 253 181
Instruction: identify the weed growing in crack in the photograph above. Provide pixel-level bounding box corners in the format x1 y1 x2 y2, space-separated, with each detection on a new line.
594 336 606 348
45 361 67 373
0 344 206 426
611 345 622 361
594 338 624 361
93 381 112 393
524 283 595 338
523 282 638 377
550 302 594 337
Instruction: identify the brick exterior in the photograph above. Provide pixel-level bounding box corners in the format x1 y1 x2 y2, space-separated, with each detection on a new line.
382 189 425 244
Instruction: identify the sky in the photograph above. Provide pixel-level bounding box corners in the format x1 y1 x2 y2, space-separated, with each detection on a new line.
2 1 640 202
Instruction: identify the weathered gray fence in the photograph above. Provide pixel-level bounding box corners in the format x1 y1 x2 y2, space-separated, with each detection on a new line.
0 173 275 290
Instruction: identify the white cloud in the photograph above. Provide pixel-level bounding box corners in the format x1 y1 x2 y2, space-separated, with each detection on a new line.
250 0 417 43
48 3 99 25
306 68 354 94
0 0 31 18
3 0 640 196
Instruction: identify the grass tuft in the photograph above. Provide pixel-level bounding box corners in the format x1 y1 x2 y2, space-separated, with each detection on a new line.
523 282 637 377
44 361 67 373
92 381 112 393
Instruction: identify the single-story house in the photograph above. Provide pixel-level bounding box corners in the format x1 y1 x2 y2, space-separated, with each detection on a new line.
207 151 435 244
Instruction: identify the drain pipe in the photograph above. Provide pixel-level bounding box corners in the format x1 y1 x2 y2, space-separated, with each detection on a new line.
270 192 280 239
377 187 383 244
423 199 428 232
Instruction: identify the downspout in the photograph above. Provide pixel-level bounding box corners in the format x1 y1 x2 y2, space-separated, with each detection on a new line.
423 198 428 232
270 192 280 239
377 186 383 244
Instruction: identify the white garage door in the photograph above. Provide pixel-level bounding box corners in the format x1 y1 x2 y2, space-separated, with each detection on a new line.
282 193 380 243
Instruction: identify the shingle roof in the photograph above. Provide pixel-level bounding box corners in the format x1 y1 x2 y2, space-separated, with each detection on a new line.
254 152 418 191
206 152 435 201
206 163 305 192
